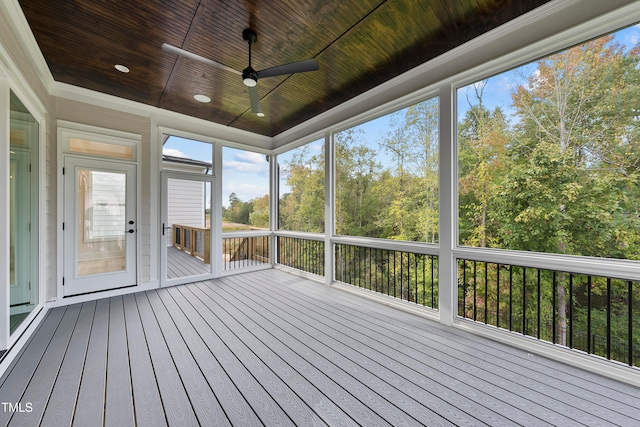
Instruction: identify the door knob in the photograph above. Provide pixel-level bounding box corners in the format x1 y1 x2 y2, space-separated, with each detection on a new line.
129 220 134 225
127 229 134 233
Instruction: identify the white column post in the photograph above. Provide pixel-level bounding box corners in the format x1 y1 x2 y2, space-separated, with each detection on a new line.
438 82 457 326
269 151 279 267
324 131 334 286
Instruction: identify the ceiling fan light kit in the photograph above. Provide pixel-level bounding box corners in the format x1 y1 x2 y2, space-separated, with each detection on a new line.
163 28 319 118
242 67 258 87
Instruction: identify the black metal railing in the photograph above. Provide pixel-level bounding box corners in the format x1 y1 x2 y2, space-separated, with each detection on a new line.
222 235 270 271
335 243 438 309
457 259 640 367
277 235 325 276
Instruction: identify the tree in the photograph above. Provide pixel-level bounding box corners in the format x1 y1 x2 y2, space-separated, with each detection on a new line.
223 192 253 225
335 128 382 237
377 98 439 242
458 82 510 248
502 34 640 345
278 144 325 232
249 195 269 228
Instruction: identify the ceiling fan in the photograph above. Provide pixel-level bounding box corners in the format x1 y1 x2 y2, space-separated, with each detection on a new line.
162 29 319 117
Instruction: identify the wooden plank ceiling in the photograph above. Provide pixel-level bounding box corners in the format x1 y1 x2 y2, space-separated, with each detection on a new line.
18 0 550 137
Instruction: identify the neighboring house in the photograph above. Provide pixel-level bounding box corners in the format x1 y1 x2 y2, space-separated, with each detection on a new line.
162 154 211 245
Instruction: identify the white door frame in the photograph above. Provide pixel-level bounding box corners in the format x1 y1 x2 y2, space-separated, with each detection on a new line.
62 156 137 296
160 170 215 287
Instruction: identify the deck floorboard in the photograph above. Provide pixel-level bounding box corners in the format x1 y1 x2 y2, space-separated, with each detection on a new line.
1 269 639 427
244 270 622 426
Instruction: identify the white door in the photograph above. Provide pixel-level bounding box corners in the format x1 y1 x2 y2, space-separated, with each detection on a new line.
63 157 137 296
161 172 213 286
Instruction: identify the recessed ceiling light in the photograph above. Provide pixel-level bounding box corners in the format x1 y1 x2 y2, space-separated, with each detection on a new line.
257 112 265 118
115 64 130 73
194 94 211 103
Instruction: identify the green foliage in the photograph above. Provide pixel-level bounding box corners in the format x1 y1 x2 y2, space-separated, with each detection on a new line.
278 144 325 232
222 192 269 229
455 33 640 364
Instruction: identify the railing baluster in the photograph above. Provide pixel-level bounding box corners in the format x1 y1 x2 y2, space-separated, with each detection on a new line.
537 269 541 339
473 261 477 321
587 275 592 354
628 280 633 366
553 271 557 344
509 265 513 331
569 273 574 349
462 259 467 318
523 267 527 336
419 254 423 306
484 262 488 323
606 278 611 360
400 251 404 300
496 264 501 329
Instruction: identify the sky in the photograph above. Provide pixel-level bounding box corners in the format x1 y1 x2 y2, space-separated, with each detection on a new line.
163 24 640 207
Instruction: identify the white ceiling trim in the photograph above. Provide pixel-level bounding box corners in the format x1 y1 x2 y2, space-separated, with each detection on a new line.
2 0 54 91
51 81 272 149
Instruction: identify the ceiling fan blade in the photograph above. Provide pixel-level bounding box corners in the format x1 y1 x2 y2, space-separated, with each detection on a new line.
256 58 319 79
248 86 264 116
162 43 241 76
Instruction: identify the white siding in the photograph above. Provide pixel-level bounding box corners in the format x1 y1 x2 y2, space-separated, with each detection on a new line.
166 178 205 244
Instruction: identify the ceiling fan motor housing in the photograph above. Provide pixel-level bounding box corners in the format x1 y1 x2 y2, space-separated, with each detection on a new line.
242 67 258 86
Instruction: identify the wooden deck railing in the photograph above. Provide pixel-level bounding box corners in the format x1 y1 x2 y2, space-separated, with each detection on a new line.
172 224 210 264
222 235 270 270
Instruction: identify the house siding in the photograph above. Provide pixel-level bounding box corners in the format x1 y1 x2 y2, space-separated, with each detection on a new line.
166 178 206 245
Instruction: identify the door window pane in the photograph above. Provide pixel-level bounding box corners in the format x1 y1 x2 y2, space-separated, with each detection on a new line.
77 169 126 276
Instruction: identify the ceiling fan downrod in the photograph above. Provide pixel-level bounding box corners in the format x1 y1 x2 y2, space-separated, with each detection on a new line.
242 29 258 87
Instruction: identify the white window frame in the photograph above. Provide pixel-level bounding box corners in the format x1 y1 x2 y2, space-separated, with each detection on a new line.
0 71 47 351
448 3 640 282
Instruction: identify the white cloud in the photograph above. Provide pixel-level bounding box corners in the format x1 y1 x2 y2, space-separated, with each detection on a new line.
223 160 269 175
235 151 267 164
162 148 188 158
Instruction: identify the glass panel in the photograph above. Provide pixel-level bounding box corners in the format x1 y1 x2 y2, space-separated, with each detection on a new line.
166 178 212 280
69 138 134 160
457 24 640 260
162 136 213 174
334 97 439 242
77 169 126 276
278 139 325 232
222 147 269 231
9 91 39 334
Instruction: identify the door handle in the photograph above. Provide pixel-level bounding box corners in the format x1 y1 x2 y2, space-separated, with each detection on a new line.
127 229 134 233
